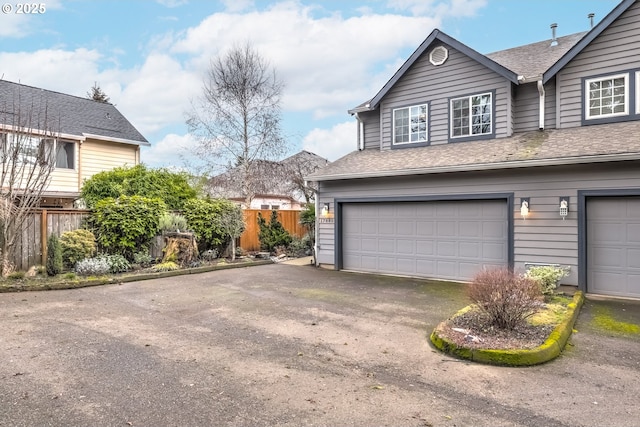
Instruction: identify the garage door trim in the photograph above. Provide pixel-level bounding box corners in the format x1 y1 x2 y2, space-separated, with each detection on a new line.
578 188 640 295
334 193 514 272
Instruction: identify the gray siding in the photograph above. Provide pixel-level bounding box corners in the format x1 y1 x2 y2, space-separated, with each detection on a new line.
360 109 380 150
379 43 511 150
557 1 640 128
316 161 640 285
513 80 557 132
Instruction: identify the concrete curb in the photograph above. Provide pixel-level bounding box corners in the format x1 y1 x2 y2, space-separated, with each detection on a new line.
0 259 274 293
430 291 584 366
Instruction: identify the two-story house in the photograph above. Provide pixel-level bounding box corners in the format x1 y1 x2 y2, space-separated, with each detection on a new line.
307 0 640 299
0 80 149 208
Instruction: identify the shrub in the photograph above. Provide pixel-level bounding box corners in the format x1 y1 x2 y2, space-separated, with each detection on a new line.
59 229 96 268
183 198 239 251
257 210 292 253
287 235 312 257
467 267 543 330
201 249 218 261
525 265 570 295
100 254 131 273
64 272 77 280
133 251 153 267
90 195 166 260
75 257 110 276
46 235 63 276
158 212 188 233
152 261 179 272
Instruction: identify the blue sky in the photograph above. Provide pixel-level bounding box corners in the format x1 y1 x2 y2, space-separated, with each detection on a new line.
0 0 620 169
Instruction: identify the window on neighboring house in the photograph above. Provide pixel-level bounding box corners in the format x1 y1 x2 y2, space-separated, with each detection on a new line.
585 73 628 120
1 133 44 165
271 205 280 210
53 140 74 169
260 204 270 210
393 104 428 145
450 92 492 138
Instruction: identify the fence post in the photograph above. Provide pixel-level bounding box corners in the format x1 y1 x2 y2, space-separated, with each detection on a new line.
40 209 48 265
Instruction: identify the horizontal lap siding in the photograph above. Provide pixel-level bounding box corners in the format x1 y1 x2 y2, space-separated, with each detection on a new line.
48 168 79 193
318 161 640 285
380 45 510 150
81 139 138 184
361 110 380 150
558 1 640 128
514 80 557 132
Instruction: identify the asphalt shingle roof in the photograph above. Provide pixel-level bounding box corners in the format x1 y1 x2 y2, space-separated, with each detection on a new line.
308 121 640 181
486 32 587 80
0 80 148 145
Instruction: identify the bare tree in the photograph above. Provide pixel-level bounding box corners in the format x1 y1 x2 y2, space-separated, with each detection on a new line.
186 42 286 206
87 82 111 103
0 87 58 275
281 151 329 203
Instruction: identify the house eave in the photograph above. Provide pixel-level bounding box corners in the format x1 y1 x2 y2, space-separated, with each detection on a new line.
309 152 640 182
82 133 151 147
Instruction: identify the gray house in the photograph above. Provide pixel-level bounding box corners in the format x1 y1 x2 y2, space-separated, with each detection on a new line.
307 0 640 299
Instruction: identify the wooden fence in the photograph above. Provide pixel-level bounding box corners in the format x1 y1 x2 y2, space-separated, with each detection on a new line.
8 208 305 271
239 209 306 252
10 209 90 271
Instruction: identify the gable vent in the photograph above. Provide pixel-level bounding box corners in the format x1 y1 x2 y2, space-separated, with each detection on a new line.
429 46 448 66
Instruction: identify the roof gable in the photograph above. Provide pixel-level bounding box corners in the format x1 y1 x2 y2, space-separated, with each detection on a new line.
367 29 519 110
543 0 637 83
0 80 149 146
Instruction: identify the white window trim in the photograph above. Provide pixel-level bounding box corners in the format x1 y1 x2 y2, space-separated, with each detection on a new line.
392 103 428 146
449 92 493 139
584 73 629 120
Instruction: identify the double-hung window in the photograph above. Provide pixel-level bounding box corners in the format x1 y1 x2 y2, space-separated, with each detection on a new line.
393 104 428 145
450 92 492 138
585 73 628 120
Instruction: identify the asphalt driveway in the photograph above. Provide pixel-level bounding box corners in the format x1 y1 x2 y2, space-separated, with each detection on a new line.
1 263 639 427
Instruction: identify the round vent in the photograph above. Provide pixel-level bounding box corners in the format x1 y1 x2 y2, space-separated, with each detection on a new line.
429 45 448 66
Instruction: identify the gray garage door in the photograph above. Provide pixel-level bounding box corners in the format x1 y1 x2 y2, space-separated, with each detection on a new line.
587 197 640 298
342 200 508 281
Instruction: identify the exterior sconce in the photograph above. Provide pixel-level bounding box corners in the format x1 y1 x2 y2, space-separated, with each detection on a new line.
520 198 530 219
321 203 330 217
559 197 569 219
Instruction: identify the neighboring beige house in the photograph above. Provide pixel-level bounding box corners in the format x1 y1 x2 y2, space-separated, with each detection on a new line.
0 80 149 208
229 194 303 211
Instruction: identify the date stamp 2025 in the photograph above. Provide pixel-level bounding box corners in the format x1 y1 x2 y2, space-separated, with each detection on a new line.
2 3 46 14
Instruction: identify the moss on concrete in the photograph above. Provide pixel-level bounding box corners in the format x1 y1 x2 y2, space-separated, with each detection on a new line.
430 292 584 366
591 306 640 335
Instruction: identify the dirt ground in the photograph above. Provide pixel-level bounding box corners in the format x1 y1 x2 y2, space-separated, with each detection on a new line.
0 263 639 427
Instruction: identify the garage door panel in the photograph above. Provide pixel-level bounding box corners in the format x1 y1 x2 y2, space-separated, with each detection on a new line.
588 197 640 298
342 201 508 281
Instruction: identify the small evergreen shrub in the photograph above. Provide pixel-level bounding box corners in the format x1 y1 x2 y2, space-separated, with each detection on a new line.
257 210 292 253
158 212 188 233
467 267 543 330
287 235 312 257
525 265 570 295
101 254 131 273
59 229 97 268
75 257 110 276
133 251 153 267
8 271 25 280
46 235 63 276
152 261 179 272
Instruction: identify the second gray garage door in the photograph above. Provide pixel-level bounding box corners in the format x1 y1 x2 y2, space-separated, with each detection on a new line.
342 200 508 281
587 197 640 298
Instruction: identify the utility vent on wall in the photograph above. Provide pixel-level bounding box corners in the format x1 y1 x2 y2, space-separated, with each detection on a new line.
429 46 448 66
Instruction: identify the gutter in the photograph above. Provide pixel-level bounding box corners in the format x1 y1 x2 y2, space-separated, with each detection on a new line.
310 152 640 182
82 132 151 147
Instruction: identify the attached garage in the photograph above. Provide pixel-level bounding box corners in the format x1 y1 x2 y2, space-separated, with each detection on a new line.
586 197 640 298
339 199 510 282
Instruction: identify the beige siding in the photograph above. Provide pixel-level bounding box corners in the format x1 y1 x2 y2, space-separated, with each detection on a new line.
379 44 511 150
557 1 640 128
80 138 138 184
316 161 640 285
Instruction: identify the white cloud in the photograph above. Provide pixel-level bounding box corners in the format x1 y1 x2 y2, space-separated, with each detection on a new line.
141 132 196 167
0 0 63 37
221 0 254 12
302 121 356 162
386 0 487 17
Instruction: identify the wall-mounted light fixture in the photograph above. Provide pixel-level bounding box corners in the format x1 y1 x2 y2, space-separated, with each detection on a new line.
520 198 530 219
321 202 330 217
559 196 569 219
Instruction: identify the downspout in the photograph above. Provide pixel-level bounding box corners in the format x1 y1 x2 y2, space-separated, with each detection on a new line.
313 185 319 267
537 80 545 130
354 113 364 151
